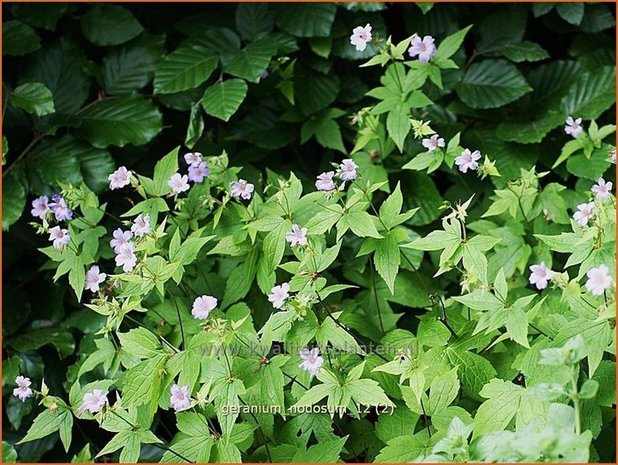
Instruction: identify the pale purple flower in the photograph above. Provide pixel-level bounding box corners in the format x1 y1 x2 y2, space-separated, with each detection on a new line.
108 166 132 190
337 159 358 181
13 376 33 402
48 194 72 222
286 224 308 247
131 215 151 237
408 34 436 63
230 179 254 200
49 226 70 250
188 161 209 183
315 171 336 192
268 283 290 309
455 149 481 173
299 348 324 377
422 135 445 152
529 262 554 290
115 242 137 272
85 265 106 293
573 202 595 227
170 384 191 412
184 152 203 167
350 24 372 52
81 389 108 413
564 116 583 138
110 228 133 253
591 178 612 201
585 265 613 296
192 295 217 320
31 195 50 219
608 148 616 164
168 173 190 194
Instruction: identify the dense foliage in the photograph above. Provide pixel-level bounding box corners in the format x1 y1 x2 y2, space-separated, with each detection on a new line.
2 2 616 463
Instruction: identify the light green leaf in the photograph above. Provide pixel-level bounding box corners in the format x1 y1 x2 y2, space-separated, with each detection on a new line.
154 45 218 94
11 82 54 116
201 79 248 122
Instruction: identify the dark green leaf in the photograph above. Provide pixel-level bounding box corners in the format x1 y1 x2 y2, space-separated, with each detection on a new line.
273 4 336 37
3 20 40 56
153 44 219 95
201 79 248 122
79 96 163 148
457 59 532 109
81 4 143 46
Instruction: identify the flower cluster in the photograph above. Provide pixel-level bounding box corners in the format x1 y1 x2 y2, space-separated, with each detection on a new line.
315 159 358 192
31 193 73 250
349 24 437 63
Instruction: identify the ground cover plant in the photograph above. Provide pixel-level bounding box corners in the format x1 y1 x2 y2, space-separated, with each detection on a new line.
2 2 616 463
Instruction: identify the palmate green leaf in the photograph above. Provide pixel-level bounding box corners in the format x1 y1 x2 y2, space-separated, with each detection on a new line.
561 66 616 119
223 38 277 83
272 3 336 37
118 328 162 359
153 44 218 94
425 367 459 415
434 25 472 62
375 232 401 294
375 435 426 463
3 20 40 56
11 82 54 116
445 348 497 402
473 379 524 437
344 210 382 239
292 436 348 463
456 59 532 109
201 79 248 122
96 429 161 463
103 34 165 95
222 248 258 308
17 405 73 449
81 4 143 46
119 354 167 410
79 96 163 148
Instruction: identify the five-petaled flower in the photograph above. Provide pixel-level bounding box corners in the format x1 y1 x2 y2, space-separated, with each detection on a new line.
337 159 358 181
13 376 33 402
529 262 554 290
286 224 308 247
85 265 106 293
422 135 445 152
230 179 255 200
299 348 324 377
455 149 481 173
350 24 372 52
108 166 132 190
115 242 137 272
110 228 133 253
49 194 73 222
573 202 595 227
408 34 436 63
192 295 217 320
168 173 190 194
315 171 336 192
170 384 192 412
31 195 50 219
49 226 70 250
188 161 209 183
564 116 583 138
131 214 152 237
268 283 290 309
184 152 203 166
591 177 612 201
81 389 108 413
585 265 613 296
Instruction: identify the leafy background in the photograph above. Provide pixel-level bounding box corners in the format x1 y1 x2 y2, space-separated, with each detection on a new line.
2 2 616 462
